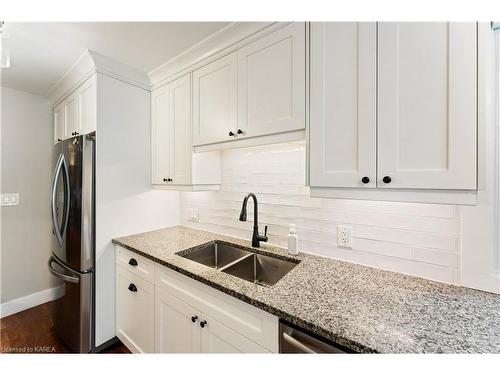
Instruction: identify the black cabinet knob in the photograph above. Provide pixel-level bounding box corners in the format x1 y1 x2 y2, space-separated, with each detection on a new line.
237 129 243 135
228 131 235 137
361 176 370 184
169 178 173 182
128 258 138 266
200 320 207 328
128 283 137 292
191 315 198 323
163 178 172 182
383 176 392 184
57 138 62 142
74 132 79 136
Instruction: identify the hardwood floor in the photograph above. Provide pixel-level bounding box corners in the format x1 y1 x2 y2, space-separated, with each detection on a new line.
0 300 130 354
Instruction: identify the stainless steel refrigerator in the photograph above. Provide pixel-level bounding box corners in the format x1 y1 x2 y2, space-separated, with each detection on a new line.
48 134 95 353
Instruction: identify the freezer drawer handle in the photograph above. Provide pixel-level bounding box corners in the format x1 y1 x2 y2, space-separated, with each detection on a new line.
48 256 79 284
128 258 138 266
128 283 138 292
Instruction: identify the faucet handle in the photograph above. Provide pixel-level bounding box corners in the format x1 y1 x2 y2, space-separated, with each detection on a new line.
260 225 268 242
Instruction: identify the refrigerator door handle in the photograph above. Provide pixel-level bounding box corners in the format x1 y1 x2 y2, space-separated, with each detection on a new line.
50 154 70 247
48 256 80 284
60 155 70 236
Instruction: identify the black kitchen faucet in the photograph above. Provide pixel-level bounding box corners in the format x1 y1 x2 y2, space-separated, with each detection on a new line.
239 193 268 247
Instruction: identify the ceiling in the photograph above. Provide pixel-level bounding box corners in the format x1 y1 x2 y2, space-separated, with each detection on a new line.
0 22 229 96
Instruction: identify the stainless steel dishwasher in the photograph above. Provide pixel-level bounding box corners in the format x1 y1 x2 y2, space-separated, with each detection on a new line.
279 321 351 353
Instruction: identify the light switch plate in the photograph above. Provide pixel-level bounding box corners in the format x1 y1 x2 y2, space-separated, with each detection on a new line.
337 225 352 248
1 193 20 206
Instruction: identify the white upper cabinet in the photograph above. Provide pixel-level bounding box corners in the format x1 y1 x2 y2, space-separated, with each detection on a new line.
170 75 192 184
151 74 191 185
151 84 170 184
64 94 79 137
192 53 238 146
237 22 306 139
310 22 377 188
53 103 65 144
53 74 97 142
152 74 221 188
309 22 477 202
378 22 477 190
77 75 97 135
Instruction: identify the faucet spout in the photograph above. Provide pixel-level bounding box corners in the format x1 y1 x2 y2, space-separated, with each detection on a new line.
239 193 268 247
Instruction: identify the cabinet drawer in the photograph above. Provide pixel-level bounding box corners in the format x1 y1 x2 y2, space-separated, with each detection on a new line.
154 264 279 353
116 266 154 353
116 245 155 283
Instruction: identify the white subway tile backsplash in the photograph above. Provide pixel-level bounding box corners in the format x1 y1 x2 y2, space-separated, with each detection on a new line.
180 142 461 285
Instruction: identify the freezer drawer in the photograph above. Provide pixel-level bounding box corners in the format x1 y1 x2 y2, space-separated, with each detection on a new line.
48 255 93 353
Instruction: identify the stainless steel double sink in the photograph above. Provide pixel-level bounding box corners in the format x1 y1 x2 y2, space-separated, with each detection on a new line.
177 242 299 287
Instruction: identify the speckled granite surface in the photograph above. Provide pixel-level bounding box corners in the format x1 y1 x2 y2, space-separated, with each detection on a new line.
112 226 500 353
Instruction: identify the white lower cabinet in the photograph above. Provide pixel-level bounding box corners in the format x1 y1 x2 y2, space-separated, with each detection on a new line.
116 246 279 354
155 287 201 353
115 265 154 353
155 287 269 353
154 264 276 353
199 313 269 353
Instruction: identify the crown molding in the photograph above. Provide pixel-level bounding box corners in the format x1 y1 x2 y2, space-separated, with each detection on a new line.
148 22 291 89
46 49 150 106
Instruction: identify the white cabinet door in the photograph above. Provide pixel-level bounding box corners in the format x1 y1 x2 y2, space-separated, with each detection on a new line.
200 316 270 353
152 74 192 185
78 75 97 135
192 53 237 146
170 74 192 185
310 22 377 188
155 287 201 353
151 85 171 184
378 22 477 189
53 103 65 143
116 266 154 353
64 95 79 138
237 23 306 139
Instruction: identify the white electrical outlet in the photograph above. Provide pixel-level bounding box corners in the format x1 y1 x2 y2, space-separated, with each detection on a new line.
187 208 199 223
337 225 352 248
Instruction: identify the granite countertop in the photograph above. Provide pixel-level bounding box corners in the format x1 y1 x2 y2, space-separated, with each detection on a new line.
112 226 500 353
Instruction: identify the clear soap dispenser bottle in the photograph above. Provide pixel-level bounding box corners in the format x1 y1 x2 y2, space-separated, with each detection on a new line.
288 224 299 255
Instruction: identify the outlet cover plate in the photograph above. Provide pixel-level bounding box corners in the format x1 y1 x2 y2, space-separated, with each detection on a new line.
1 193 19 206
337 225 352 248
187 208 199 223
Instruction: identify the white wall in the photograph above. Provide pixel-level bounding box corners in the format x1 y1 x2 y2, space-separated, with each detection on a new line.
0 86 56 304
180 142 462 285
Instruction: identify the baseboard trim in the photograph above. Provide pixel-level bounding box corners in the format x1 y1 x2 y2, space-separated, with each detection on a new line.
0 284 65 319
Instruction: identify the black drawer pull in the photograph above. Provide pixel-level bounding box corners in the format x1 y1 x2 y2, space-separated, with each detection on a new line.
128 283 137 292
128 258 138 266
361 176 370 184
383 176 392 184
200 320 207 328
191 315 198 323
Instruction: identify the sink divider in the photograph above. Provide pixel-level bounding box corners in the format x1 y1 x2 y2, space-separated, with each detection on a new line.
217 252 254 272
